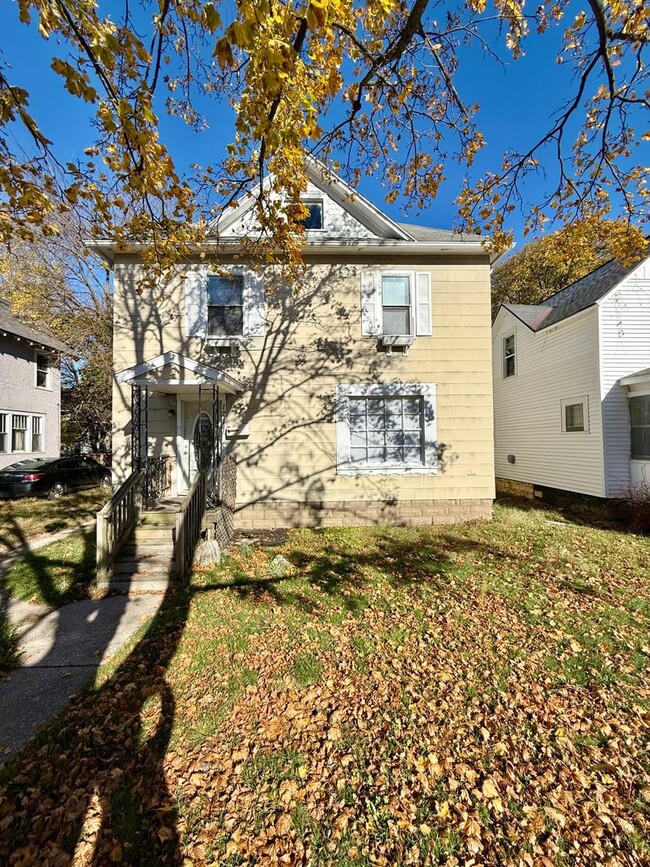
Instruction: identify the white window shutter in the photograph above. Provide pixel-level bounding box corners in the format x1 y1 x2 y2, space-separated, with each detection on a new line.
416 272 432 336
184 266 208 337
361 270 381 336
243 271 265 337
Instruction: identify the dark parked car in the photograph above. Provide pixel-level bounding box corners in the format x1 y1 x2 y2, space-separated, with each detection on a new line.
0 457 112 499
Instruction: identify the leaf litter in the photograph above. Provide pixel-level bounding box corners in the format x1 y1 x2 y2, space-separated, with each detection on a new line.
0 503 648 865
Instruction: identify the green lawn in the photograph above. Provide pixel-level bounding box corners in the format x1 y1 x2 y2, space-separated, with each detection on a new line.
0 489 108 556
2 528 96 607
0 503 649 865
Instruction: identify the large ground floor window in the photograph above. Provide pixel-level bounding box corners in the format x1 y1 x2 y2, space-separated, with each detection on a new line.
0 411 45 455
336 383 438 474
630 394 650 460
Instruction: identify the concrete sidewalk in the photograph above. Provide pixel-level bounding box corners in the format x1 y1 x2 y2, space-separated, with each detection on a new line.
0 521 167 763
0 592 163 763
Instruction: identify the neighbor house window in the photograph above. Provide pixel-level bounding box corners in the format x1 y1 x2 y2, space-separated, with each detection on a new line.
207 274 244 336
0 414 6 452
503 335 515 378
561 396 589 433
36 352 50 388
12 414 28 451
299 200 323 230
630 395 650 460
31 416 43 452
337 383 438 474
382 273 413 336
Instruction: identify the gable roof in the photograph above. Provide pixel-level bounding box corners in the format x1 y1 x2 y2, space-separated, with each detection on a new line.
116 351 244 394
0 297 69 353
500 255 647 332
212 157 413 241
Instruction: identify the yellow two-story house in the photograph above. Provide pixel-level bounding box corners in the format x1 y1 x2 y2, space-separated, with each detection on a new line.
94 162 496 531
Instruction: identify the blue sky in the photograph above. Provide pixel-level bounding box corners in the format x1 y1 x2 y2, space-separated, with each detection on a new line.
0 3 633 249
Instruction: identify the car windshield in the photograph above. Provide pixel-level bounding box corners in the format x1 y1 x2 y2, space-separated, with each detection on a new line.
2 459 51 472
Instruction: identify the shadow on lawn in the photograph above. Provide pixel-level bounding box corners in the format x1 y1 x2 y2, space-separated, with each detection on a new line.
0 527 507 865
0 517 97 672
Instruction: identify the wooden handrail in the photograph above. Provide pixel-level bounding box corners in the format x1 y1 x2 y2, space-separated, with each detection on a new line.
96 469 144 584
175 471 206 579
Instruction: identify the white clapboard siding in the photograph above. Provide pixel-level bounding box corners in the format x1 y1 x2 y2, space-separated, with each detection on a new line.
492 306 605 496
598 259 650 496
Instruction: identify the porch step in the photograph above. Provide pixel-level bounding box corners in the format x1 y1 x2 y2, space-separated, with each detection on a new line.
132 526 176 543
112 557 176 577
120 541 174 557
105 575 172 594
139 512 179 527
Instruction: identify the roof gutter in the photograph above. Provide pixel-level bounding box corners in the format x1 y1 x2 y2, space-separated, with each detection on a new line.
87 237 496 263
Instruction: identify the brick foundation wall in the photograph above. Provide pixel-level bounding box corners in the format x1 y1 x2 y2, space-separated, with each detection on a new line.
235 498 493 530
495 478 535 500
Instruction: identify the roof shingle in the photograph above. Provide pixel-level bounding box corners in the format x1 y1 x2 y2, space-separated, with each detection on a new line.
0 298 70 353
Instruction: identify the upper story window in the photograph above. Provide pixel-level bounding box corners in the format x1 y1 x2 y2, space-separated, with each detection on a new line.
503 335 515 378
185 267 265 342
630 394 650 459
381 274 413 336
36 352 51 388
299 200 323 230
207 274 244 337
360 269 432 348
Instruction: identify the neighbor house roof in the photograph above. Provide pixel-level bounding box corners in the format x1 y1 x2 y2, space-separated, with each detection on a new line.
397 223 469 243
501 255 645 332
0 297 70 353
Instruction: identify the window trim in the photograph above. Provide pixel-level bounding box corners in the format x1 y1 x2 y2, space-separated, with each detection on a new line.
336 382 438 475
503 334 516 378
629 392 650 460
0 413 7 453
0 410 45 455
299 198 325 231
561 396 589 434
206 271 245 339
35 351 52 390
380 271 415 338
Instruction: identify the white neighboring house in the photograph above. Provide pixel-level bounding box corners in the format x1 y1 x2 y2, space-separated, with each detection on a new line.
0 297 69 470
492 254 650 499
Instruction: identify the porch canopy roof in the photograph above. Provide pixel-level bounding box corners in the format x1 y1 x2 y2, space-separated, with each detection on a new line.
619 368 650 390
116 351 245 395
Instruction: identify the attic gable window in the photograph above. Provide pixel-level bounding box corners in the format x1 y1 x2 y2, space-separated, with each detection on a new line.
299 200 323 230
207 274 244 337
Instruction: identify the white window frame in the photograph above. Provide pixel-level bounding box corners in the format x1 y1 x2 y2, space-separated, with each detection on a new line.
336 382 438 475
0 411 45 454
185 265 265 344
0 413 7 453
380 270 416 338
35 351 51 390
11 414 29 452
31 415 44 453
299 198 325 231
629 391 650 460
360 269 431 342
206 272 245 339
503 334 516 378
561 396 589 434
